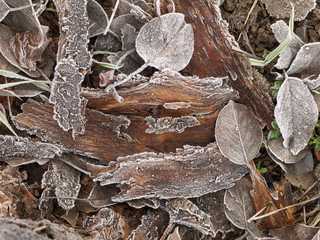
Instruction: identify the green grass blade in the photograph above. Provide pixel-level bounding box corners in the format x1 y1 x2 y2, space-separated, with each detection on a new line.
93 51 116 56
0 69 52 91
0 110 17 137
92 59 120 69
249 4 294 66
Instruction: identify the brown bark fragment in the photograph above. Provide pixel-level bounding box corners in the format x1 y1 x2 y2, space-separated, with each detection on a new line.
168 0 274 127
250 161 296 229
95 143 248 202
12 97 151 164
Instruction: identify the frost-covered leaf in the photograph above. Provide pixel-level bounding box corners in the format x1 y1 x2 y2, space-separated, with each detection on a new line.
275 77 318 155
118 0 153 19
270 224 320 240
40 160 81 213
287 43 320 77
267 136 308 164
136 12 194 71
126 210 168 239
215 100 263 165
95 143 248 202
87 0 108 37
268 142 313 175
166 198 215 236
304 75 320 93
261 0 316 21
9 30 50 72
271 20 304 70
0 0 10 22
224 177 255 230
0 105 17 136
110 14 145 38
0 23 40 77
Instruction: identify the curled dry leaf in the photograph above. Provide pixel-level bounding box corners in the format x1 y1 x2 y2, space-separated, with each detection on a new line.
40 160 81 214
287 42 320 77
136 12 194 71
9 31 50 71
275 77 318 155
95 143 248 202
224 177 255 230
267 136 308 164
0 23 40 77
84 207 125 239
166 198 215 236
271 20 304 70
215 100 263 165
126 210 169 240
261 0 316 21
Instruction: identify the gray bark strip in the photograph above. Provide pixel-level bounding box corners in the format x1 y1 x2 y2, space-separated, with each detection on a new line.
49 0 91 137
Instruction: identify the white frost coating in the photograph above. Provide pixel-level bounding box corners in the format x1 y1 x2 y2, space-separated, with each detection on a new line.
145 116 200 134
135 13 194 71
275 77 318 155
261 0 316 21
50 0 91 137
287 42 320 76
163 102 191 110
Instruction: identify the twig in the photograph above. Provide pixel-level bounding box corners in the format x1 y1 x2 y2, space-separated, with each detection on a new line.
103 0 120 35
297 180 317 201
237 0 258 42
249 195 319 222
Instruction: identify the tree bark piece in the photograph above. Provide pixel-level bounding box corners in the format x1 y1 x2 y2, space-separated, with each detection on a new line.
49 0 91 137
169 0 274 127
95 143 248 202
13 73 236 162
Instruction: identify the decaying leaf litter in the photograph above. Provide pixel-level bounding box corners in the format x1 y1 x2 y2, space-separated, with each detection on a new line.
1 0 320 239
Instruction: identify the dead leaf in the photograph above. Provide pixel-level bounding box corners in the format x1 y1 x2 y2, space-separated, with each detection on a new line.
135 12 194 71
271 20 304 70
261 0 316 21
267 137 308 164
87 0 108 37
215 100 263 165
166 198 215 236
270 224 320 240
9 31 50 71
95 143 248 202
127 210 169 240
224 177 255 230
287 43 320 77
40 160 81 214
0 23 40 77
275 77 318 155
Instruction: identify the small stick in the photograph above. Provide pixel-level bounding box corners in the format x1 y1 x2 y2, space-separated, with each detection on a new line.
237 0 258 42
297 180 317 201
103 0 120 35
249 195 319 222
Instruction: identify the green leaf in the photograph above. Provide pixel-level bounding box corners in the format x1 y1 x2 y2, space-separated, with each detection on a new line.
316 142 320 150
271 120 278 129
272 81 283 90
0 110 17 136
259 168 267 174
268 129 281 140
272 89 279 99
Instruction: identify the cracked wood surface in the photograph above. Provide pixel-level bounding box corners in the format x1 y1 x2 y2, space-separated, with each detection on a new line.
168 0 274 128
13 73 237 162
